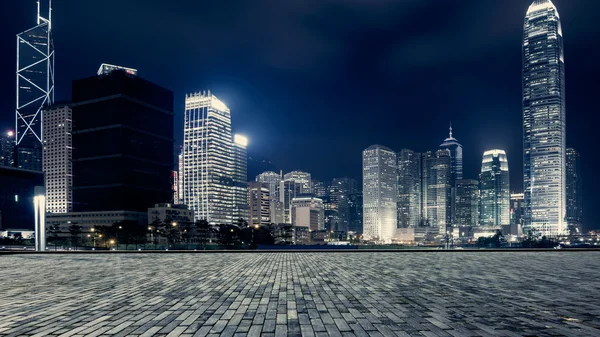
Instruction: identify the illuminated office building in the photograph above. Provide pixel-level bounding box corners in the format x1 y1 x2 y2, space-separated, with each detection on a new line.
362 145 397 242
256 171 284 224
422 150 451 233
291 195 324 231
455 179 479 227
182 91 233 224
397 149 421 228
479 150 510 227
565 148 582 232
232 134 249 222
248 182 270 226
523 0 566 236
0 131 15 167
281 171 311 223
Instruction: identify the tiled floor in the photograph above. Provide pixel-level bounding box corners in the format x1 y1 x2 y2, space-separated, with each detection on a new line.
0 252 599 336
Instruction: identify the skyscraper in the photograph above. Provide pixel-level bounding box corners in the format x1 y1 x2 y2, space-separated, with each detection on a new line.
248 182 270 226
454 179 479 227
232 134 249 222
565 148 582 232
71 68 174 212
256 171 283 223
42 103 72 213
523 0 566 236
282 171 311 223
362 145 397 242
328 177 356 235
439 124 463 185
15 0 55 172
0 131 15 167
397 149 421 228
182 91 233 224
479 150 510 227
422 150 451 233
348 192 363 234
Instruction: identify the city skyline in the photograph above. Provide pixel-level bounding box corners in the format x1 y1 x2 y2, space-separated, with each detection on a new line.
0 1 598 229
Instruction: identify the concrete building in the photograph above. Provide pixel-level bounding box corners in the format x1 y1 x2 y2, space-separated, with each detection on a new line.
42 103 73 213
248 182 270 226
256 171 283 224
291 195 324 231
148 203 194 226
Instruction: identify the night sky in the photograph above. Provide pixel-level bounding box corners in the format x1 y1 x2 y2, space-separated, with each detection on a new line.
0 0 598 230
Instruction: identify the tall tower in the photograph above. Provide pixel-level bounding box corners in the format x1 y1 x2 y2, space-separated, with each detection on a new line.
479 150 510 227
565 148 582 233
362 145 397 242
16 1 54 171
232 134 249 222
397 149 421 228
439 123 463 185
182 91 233 224
523 0 566 236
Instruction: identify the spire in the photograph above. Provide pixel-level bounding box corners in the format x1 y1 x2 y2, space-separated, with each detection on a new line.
449 122 453 139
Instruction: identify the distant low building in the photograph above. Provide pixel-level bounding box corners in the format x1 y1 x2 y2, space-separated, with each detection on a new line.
148 203 194 226
291 195 324 231
46 211 148 236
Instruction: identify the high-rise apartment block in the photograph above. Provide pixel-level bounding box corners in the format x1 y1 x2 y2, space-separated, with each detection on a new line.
248 182 270 226
256 171 283 224
479 150 510 227
0 131 15 168
362 145 397 242
42 103 73 213
523 0 566 236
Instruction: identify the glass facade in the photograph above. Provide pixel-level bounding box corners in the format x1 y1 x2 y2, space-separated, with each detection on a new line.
479 150 510 227
421 150 451 233
183 91 233 225
0 132 15 167
455 179 479 227
232 135 249 222
397 149 421 228
523 0 566 236
565 148 582 232
281 171 311 223
362 145 397 242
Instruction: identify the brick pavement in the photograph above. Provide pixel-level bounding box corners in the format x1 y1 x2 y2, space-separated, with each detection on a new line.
0 252 599 336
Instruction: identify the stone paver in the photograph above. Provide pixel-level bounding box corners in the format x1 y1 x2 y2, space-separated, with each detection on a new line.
0 252 599 336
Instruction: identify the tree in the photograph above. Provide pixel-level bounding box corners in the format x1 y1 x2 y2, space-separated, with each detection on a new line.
68 224 83 250
48 223 62 251
217 224 241 249
195 219 212 249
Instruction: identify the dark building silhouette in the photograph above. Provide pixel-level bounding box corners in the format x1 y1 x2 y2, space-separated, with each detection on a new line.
0 167 44 230
71 70 174 212
566 148 582 232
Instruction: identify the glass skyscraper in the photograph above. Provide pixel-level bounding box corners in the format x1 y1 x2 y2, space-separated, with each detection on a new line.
523 0 566 236
455 179 479 227
397 149 421 228
479 150 510 227
182 91 233 224
232 134 249 222
565 148 582 232
421 150 452 233
439 124 463 185
362 145 397 242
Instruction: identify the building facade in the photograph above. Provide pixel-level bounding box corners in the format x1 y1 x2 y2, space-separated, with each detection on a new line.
15 1 54 172
232 134 249 222
479 150 510 227
523 0 566 236
348 192 363 234
256 171 283 224
42 103 73 213
362 145 397 242
328 177 356 235
565 148 582 232
71 68 174 212
248 182 270 226
291 195 324 231
454 179 479 227
148 203 194 226
510 193 525 235
421 150 452 233
0 167 44 230
397 149 421 228
0 131 15 168
281 171 312 223
182 91 233 225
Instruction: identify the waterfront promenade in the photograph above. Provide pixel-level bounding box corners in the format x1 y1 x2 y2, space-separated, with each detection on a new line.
1 252 599 336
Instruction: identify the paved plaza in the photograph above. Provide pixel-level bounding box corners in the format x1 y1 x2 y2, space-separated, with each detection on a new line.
1 252 599 337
